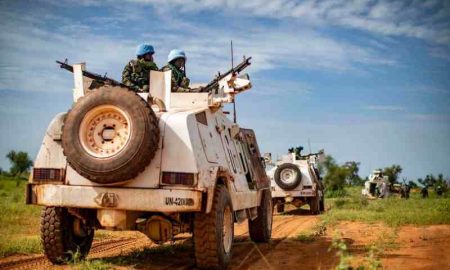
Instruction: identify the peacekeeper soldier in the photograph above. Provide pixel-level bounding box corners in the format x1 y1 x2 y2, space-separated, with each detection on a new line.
421 186 429 198
122 44 159 92
161 49 192 92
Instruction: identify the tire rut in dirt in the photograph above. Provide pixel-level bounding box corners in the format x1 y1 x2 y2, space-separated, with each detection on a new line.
0 238 146 270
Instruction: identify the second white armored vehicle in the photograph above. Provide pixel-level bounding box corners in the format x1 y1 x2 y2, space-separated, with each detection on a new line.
26 57 272 270
266 149 325 214
362 170 390 199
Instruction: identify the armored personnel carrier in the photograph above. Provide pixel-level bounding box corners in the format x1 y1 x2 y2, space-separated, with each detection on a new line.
26 57 272 269
362 170 390 199
266 148 325 214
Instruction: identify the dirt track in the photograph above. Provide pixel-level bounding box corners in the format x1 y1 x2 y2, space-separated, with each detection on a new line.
1 211 449 270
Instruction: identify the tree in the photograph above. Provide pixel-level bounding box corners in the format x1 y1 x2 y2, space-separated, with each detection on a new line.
408 180 418 189
343 161 363 186
319 155 351 191
418 174 437 187
6 150 33 178
383 165 402 185
434 174 448 194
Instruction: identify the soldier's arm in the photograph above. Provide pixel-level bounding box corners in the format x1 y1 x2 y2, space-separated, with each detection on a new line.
171 75 180 92
121 64 139 91
181 77 190 88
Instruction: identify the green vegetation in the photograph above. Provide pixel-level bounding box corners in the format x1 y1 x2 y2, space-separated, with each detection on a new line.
330 232 382 270
319 155 352 191
5 150 33 178
418 174 449 193
382 164 402 185
294 222 327 243
322 186 450 227
0 176 41 257
67 251 113 270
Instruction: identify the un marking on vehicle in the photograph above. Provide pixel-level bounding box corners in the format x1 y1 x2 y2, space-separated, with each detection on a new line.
165 197 195 206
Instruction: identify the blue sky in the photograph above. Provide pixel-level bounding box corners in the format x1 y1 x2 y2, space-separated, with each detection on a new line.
0 0 449 180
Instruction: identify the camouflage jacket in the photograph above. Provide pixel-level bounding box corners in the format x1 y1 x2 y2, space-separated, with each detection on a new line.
161 63 190 92
121 59 158 92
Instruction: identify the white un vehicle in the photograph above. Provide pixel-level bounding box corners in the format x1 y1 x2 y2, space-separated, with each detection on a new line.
26 57 272 270
265 148 325 214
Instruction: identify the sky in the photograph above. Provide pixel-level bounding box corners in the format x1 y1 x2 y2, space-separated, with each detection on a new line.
0 0 449 180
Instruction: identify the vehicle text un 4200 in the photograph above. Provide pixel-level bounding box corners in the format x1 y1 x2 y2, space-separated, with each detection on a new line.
26 57 272 270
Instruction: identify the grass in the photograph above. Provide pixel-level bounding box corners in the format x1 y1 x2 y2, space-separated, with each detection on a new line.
67 251 113 270
1 174 449 262
0 176 42 257
322 186 450 227
330 232 383 270
294 222 327 243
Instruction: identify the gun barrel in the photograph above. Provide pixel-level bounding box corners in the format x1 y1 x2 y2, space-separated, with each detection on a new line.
56 60 130 89
204 56 252 91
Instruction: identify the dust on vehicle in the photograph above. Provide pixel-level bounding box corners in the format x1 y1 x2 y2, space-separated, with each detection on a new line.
26 56 272 270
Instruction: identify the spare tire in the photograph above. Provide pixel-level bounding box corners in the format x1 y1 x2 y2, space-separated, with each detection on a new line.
274 163 302 190
62 86 159 184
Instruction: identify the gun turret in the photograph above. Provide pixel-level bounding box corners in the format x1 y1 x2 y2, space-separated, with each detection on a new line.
56 60 131 90
203 56 252 93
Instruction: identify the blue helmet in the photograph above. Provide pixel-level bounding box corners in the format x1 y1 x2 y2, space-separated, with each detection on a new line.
168 49 186 63
136 44 155 56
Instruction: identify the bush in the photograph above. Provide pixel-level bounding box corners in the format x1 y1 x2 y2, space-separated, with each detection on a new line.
325 189 348 198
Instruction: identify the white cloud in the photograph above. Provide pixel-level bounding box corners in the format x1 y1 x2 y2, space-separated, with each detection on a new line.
366 105 405 111
127 0 450 46
408 113 450 121
0 3 395 92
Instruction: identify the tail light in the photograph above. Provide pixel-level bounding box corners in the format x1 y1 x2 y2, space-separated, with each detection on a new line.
33 168 65 183
161 172 195 186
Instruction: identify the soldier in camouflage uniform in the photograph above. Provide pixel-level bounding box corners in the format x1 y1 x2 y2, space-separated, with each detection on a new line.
122 44 159 92
161 49 191 92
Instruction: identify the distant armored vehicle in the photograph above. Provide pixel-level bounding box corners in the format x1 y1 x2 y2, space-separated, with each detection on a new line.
361 170 390 199
26 57 272 269
265 149 325 214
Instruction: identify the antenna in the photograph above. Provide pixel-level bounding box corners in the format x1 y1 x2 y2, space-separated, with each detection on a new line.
231 40 237 123
231 40 234 69
308 138 312 154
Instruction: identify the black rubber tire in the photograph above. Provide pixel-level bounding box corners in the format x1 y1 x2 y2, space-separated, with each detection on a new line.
319 195 325 212
193 186 234 270
249 189 273 243
276 201 285 213
62 86 159 184
41 207 94 264
274 163 302 191
309 195 321 215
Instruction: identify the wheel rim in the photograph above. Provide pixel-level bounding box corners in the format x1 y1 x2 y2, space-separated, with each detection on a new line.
79 105 132 158
222 206 233 253
280 168 297 185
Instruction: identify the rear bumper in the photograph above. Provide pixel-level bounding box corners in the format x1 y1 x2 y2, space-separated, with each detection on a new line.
271 187 316 198
26 184 203 212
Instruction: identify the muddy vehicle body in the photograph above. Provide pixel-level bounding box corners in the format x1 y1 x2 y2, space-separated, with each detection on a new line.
26 58 272 269
265 150 325 214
